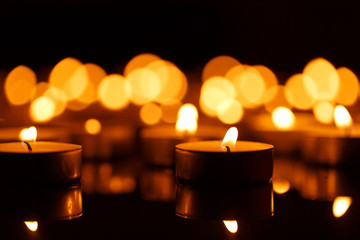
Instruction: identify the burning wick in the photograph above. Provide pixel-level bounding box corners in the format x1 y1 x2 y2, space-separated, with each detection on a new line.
22 141 32 152
226 146 230 152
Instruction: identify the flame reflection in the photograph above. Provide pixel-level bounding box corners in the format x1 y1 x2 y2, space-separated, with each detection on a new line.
24 221 38 232
333 196 352 218
223 220 238 233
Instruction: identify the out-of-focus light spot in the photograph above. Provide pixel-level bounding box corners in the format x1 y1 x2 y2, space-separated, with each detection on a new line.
127 68 162 105
77 63 107 104
254 65 278 89
148 61 188 103
98 74 131 110
140 102 162 125
336 67 359 106
43 87 67 116
176 103 198 135
313 101 334 124
25 221 38 232
160 100 182 123
202 55 241 82
221 127 238 151
19 126 37 141
285 74 315 110
216 99 243 124
223 220 238 233
5 65 37 105
199 76 236 117
48 57 84 101
225 64 246 81
273 179 291 194
333 196 352 218
272 106 295 130
303 58 339 101
232 67 266 108
124 53 161 76
263 85 292 113
84 118 102 135
109 175 136 194
334 105 353 131
30 82 50 100
30 96 56 122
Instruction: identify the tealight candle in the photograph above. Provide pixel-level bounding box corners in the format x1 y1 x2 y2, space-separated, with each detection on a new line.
0 127 82 185
175 127 274 183
141 104 227 166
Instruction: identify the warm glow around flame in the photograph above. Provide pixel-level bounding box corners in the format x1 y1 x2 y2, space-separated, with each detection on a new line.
223 220 238 233
334 105 353 131
25 221 38 232
221 127 238 151
333 196 352 218
176 103 198 135
272 107 295 130
19 127 37 141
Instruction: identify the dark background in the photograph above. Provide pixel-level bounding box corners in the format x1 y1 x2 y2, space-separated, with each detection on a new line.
0 0 359 74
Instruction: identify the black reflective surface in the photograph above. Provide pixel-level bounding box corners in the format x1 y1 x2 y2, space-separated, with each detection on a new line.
2 154 360 240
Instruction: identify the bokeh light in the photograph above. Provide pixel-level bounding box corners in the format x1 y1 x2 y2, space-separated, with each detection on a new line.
98 74 131 110
272 106 295 130
84 118 102 135
273 179 291 194
199 76 236 117
264 85 292 113
124 53 161 76
140 102 162 125
334 105 353 131
313 101 334 124
127 68 162 105
176 103 198 135
303 58 339 101
160 100 182 123
202 55 241 82
285 74 315 110
30 96 56 122
336 67 359 106
5 65 37 105
216 99 243 124
223 220 238 233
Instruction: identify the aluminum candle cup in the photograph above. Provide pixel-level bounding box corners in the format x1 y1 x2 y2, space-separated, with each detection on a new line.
0 141 82 185
0 184 83 221
302 131 360 166
175 141 274 184
141 125 227 166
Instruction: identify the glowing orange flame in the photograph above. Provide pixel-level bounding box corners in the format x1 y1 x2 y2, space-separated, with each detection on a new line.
223 220 238 233
19 126 37 141
272 106 295 130
273 179 291 194
176 103 198 135
334 105 353 132
84 118 102 135
24 221 38 232
333 196 352 218
221 127 238 151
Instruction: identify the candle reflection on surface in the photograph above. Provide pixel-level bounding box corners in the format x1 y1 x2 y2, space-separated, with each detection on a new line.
24 221 38 232
223 220 238 233
333 196 352 218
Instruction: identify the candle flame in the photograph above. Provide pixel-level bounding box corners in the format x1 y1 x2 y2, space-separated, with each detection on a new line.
19 126 37 141
334 105 353 132
223 220 238 233
333 196 352 218
221 127 238 151
176 103 198 135
272 106 295 130
24 221 38 232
